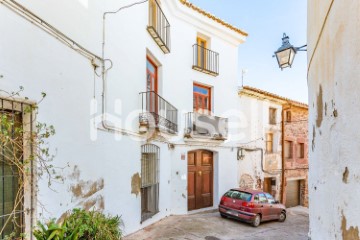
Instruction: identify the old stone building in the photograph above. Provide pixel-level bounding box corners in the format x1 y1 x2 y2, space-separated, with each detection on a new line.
282 105 309 207
239 86 308 207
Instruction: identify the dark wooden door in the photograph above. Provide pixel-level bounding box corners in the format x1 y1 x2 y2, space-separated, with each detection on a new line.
188 150 213 211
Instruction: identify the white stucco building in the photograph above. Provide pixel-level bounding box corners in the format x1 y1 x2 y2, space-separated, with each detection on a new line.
238 87 283 201
239 86 309 208
0 0 248 237
308 1 360 239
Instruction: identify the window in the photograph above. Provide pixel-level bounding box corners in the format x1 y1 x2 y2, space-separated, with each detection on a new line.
197 37 207 69
146 57 158 93
224 190 252 202
141 144 160 223
147 0 170 53
269 108 277 124
285 141 293 159
193 84 211 115
266 133 273 153
149 0 157 28
1 103 26 238
258 193 267 203
286 111 292 122
146 57 158 114
265 193 276 204
297 143 305 158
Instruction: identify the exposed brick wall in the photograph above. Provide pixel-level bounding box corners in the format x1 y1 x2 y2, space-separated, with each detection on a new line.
283 106 309 207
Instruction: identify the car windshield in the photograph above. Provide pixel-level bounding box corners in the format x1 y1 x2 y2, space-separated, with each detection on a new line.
224 190 252 202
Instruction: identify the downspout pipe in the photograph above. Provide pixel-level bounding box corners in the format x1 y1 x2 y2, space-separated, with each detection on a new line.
242 147 281 175
101 0 148 134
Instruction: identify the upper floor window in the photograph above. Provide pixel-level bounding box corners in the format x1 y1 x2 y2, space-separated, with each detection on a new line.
269 108 277 125
196 37 207 69
146 57 158 93
193 84 211 115
286 110 292 122
285 141 293 159
296 143 305 158
147 0 170 53
192 36 219 76
266 133 273 153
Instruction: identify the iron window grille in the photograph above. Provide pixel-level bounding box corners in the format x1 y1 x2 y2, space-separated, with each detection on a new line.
141 144 160 223
147 0 171 53
192 44 219 76
0 97 34 240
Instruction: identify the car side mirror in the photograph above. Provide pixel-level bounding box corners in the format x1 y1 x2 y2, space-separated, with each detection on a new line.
274 200 280 204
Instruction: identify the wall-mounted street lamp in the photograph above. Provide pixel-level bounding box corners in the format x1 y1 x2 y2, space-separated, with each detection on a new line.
274 33 307 70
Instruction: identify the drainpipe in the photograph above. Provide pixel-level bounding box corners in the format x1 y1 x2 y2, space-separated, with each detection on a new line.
242 147 281 175
280 105 291 204
100 0 148 135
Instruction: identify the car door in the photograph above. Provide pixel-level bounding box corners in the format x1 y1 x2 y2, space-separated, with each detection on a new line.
258 193 271 221
265 192 279 219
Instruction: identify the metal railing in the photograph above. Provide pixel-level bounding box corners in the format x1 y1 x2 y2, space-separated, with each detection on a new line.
147 0 171 53
184 112 228 140
139 91 178 133
192 44 219 76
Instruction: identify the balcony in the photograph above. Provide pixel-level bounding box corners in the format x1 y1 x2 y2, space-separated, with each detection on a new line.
192 44 219 76
139 91 178 134
184 112 228 140
147 0 170 54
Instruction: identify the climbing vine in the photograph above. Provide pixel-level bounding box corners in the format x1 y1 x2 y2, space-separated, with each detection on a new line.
0 87 60 239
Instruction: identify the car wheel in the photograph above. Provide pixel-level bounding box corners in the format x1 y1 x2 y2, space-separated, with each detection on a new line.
279 212 286 222
220 213 227 218
252 214 261 227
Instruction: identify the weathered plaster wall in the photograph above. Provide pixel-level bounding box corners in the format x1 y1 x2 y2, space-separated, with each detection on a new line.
238 94 282 200
308 0 360 239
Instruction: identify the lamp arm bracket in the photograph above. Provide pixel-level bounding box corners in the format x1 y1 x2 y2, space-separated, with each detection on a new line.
296 44 307 52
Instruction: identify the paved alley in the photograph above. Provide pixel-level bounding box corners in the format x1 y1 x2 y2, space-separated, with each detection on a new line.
125 207 309 240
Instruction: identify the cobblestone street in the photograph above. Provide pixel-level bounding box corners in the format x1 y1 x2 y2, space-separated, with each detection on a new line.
125 207 309 240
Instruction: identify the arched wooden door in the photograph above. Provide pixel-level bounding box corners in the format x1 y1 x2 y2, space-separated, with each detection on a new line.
188 150 213 211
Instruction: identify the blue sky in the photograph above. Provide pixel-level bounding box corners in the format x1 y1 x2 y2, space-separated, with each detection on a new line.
189 0 308 103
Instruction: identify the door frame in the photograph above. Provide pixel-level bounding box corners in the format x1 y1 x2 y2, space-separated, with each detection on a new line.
187 149 214 211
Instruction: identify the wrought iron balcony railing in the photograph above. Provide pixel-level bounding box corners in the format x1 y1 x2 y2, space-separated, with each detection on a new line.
147 0 170 54
192 44 219 76
184 112 228 140
139 91 178 133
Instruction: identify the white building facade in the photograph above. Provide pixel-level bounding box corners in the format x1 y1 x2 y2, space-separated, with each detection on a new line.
238 87 283 201
0 0 247 237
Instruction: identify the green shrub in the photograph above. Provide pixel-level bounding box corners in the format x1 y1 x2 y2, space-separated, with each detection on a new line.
33 209 122 240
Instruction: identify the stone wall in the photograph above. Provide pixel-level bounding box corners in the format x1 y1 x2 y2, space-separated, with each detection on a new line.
283 106 309 207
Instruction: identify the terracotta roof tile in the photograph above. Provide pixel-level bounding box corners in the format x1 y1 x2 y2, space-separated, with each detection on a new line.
240 86 308 108
179 0 248 37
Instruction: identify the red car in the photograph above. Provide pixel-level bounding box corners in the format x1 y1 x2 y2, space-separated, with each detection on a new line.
218 188 286 227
